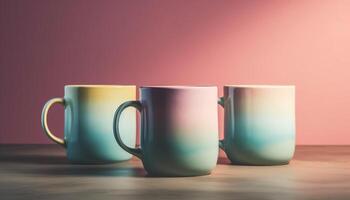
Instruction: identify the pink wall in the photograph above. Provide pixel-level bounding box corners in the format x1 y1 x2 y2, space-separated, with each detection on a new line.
1 0 350 145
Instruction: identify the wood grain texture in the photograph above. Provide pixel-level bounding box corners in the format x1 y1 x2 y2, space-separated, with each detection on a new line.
0 145 349 200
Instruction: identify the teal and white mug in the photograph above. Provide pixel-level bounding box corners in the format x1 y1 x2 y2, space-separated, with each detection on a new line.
114 86 219 176
219 85 295 165
41 85 136 164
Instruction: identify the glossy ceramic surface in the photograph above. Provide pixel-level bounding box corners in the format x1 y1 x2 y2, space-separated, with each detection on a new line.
114 86 219 176
219 85 295 165
41 85 136 163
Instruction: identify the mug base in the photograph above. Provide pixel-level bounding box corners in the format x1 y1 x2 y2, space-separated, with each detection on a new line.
68 157 132 165
230 160 290 166
145 171 211 177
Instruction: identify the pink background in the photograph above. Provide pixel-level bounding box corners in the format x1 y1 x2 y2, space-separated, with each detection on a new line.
1 0 350 145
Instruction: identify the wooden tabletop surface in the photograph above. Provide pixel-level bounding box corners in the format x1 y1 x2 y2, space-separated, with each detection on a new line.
0 145 349 200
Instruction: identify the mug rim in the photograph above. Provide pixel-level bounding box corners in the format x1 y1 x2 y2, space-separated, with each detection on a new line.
140 85 217 90
224 85 295 88
65 85 136 89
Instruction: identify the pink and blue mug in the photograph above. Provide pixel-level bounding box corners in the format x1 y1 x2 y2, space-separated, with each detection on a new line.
114 86 219 176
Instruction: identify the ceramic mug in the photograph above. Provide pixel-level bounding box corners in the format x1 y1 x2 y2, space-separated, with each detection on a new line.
218 85 295 165
114 86 219 176
41 85 136 163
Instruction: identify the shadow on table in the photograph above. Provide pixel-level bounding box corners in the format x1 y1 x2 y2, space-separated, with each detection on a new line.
0 154 69 165
28 165 147 177
0 154 147 177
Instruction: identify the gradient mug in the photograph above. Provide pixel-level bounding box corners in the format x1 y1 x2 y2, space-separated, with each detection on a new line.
114 86 219 176
41 85 136 163
218 85 295 165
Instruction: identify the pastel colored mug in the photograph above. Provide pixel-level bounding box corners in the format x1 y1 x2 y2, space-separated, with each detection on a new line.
218 85 295 165
114 86 219 176
41 85 136 164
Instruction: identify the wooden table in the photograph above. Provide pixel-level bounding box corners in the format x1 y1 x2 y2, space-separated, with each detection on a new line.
0 145 349 200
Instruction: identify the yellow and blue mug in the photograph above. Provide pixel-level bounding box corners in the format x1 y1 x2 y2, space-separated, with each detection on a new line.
41 85 136 164
219 85 295 165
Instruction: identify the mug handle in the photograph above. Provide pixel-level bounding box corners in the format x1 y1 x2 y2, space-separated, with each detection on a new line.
218 97 225 150
41 98 66 147
113 100 143 160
